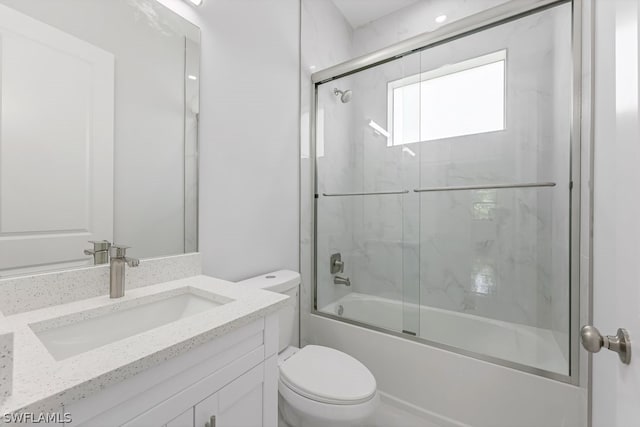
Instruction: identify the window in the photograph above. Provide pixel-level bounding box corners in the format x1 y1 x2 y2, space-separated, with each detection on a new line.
388 50 506 146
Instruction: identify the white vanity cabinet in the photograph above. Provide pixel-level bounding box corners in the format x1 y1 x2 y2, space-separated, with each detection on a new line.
192 363 265 427
65 314 280 427
126 362 268 427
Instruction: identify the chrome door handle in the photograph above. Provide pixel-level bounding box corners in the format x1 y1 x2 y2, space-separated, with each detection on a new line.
580 325 631 364
205 415 216 427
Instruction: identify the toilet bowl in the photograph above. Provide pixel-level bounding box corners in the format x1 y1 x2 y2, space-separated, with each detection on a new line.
238 271 379 427
278 345 379 427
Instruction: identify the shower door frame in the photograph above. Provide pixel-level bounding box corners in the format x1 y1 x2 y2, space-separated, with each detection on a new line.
309 0 585 385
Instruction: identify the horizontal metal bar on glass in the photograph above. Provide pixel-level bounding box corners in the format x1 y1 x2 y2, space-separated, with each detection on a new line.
322 190 409 197
413 182 557 193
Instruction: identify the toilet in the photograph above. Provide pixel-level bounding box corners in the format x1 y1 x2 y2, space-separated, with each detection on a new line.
238 270 379 427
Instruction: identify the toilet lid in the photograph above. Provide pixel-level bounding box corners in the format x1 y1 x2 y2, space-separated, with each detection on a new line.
279 345 377 405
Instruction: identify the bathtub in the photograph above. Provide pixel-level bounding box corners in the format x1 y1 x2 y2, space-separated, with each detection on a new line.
322 292 568 376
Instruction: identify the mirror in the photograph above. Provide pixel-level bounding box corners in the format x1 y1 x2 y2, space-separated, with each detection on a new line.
0 0 200 277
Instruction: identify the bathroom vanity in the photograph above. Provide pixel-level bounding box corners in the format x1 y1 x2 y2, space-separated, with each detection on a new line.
65 306 281 427
0 1 291 425
0 254 288 427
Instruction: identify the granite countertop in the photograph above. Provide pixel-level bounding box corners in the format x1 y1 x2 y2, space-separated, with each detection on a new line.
0 275 289 419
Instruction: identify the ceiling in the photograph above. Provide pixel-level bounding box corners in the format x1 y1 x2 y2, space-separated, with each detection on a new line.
331 0 421 29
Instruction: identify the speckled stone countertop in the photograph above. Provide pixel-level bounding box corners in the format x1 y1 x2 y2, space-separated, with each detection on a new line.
0 318 12 400
0 275 289 419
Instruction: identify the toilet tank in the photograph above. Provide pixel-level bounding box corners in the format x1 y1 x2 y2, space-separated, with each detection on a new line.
237 270 300 353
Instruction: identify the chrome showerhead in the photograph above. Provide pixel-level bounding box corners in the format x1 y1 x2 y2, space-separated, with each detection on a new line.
333 88 352 103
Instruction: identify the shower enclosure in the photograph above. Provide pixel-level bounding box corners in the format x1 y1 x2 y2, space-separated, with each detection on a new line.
311 0 579 382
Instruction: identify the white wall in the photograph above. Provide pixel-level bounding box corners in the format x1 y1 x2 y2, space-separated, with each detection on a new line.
159 0 301 281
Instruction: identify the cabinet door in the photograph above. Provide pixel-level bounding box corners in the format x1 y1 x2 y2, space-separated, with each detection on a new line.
194 364 264 427
164 408 194 427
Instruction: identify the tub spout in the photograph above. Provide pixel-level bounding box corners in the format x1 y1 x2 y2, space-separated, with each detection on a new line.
334 275 351 286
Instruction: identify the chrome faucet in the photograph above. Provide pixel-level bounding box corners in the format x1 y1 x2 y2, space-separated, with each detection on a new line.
334 275 351 286
84 240 111 265
109 245 139 298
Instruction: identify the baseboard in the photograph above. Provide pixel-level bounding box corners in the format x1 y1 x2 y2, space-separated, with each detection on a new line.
378 390 472 427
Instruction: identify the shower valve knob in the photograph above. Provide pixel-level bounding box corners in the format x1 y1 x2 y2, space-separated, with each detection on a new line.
330 253 344 274
580 325 631 364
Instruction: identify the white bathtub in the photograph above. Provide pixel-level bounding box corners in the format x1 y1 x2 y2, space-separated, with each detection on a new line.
322 292 568 376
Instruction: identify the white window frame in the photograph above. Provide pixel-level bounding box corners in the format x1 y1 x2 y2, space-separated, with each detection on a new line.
386 49 507 147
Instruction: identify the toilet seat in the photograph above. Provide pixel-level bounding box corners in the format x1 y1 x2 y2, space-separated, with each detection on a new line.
279 345 377 405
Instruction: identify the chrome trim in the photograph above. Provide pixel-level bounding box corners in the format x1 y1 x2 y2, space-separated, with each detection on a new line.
297 0 303 348
311 82 319 315
413 182 556 193
322 190 409 197
310 0 580 386
311 0 570 84
582 0 595 420
570 0 584 388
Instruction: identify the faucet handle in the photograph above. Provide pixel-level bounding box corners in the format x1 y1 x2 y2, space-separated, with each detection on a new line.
110 245 131 258
85 240 111 254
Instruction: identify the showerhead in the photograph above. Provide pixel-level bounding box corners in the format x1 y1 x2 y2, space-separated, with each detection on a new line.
333 88 352 103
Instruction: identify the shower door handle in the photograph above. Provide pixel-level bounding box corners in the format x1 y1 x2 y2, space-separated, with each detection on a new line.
580 325 631 364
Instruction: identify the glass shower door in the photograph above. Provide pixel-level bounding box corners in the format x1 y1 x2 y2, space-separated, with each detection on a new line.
315 53 422 338
413 3 572 376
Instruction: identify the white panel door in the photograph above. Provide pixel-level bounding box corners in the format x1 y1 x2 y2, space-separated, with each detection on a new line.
592 0 640 425
0 4 113 276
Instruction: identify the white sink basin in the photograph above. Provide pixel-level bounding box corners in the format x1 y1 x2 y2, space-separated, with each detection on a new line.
31 290 231 360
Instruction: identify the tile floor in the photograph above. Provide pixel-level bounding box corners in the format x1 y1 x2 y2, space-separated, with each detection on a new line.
364 399 442 427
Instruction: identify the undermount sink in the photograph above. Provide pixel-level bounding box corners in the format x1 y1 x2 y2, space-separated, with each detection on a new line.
31 289 231 361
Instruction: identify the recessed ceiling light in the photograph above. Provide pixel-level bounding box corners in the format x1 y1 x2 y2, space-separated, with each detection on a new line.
185 0 203 6
435 15 447 24
188 75 198 81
